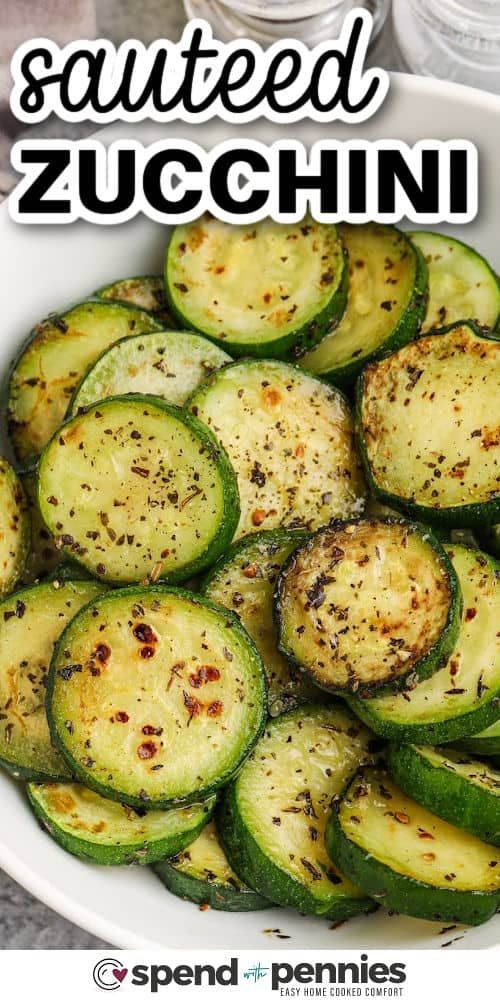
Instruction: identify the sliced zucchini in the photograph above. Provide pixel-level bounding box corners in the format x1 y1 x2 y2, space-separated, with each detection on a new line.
457 719 500 757
96 275 175 326
348 545 500 743
28 781 215 865
481 524 500 559
0 577 104 782
166 217 347 359
299 224 427 386
327 767 500 925
202 530 319 715
69 331 230 414
218 704 377 919
409 231 500 333
8 301 163 461
21 471 61 584
387 744 500 846
189 360 366 539
0 459 30 596
47 586 266 809
276 519 460 695
155 818 271 911
357 322 500 527
38 394 239 585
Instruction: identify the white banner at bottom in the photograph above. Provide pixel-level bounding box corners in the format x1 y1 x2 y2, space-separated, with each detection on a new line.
0 948 495 1000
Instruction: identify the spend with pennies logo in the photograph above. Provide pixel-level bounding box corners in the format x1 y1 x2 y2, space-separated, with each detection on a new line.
93 958 129 990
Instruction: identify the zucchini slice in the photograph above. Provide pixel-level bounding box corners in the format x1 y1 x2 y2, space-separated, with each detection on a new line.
21 471 61 585
327 767 500 925
387 744 500 846
218 704 377 919
189 360 366 539
47 586 267 809
457 720 500 757
69 331 230 414
155 818 271 911
357 322 500 527
409 231 500 334
0 459 30 597
8 301 163 462
38 394 239 585
96 275 175 326
0 577 104 782
166 217 347 359
348 545 500 743
202 530 319 715
28 781 215 865
276 519 460 695
299 223 427 386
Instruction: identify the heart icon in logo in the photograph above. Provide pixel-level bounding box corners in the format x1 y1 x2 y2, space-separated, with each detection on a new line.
112 969 128 984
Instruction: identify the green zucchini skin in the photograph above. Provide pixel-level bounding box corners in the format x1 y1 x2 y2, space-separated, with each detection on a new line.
68 331 231 415
218 785 374 922
217 704 377 920
356 322 500 528
326 768 500 926
298 224 428 388
47 586 267 810
165 219 348 360
275 518 462 696
348 546 500 744
202 528 321 716
95 275 175 327
154 819 272 911
387 744 500 846
456 719 500 757
8 301 163 463
409 231 500 334
37 394 240 586
28 781 215 865
0 577 106 783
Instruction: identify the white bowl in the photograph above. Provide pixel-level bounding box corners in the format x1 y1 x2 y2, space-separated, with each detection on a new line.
0 72 499 950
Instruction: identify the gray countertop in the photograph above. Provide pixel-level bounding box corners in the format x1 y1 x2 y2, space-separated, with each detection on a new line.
0 0 398 949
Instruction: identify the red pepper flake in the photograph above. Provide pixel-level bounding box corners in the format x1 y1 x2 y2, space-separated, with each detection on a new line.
252 509 266 527
207 700 223 717
142 724 163 736
115 711 129 723
132 623 157 644
423 852 436 861
394 812 410 824
418 828 435 840
189 666 220 688
137 741 157 760
131 466 149 478
94 643 111 663
465 607 477 621
140 645 155 659
243 564 258 579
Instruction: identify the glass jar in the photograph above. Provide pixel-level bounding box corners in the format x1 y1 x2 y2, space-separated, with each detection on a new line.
183 0 390 46
393 0 500 94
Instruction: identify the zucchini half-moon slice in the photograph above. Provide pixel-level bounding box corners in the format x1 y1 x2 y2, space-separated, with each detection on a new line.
8 301 163 462
327 767 500 925
28 781 215 865
299 223 427 386
218 704 376 919
155 819 271 911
